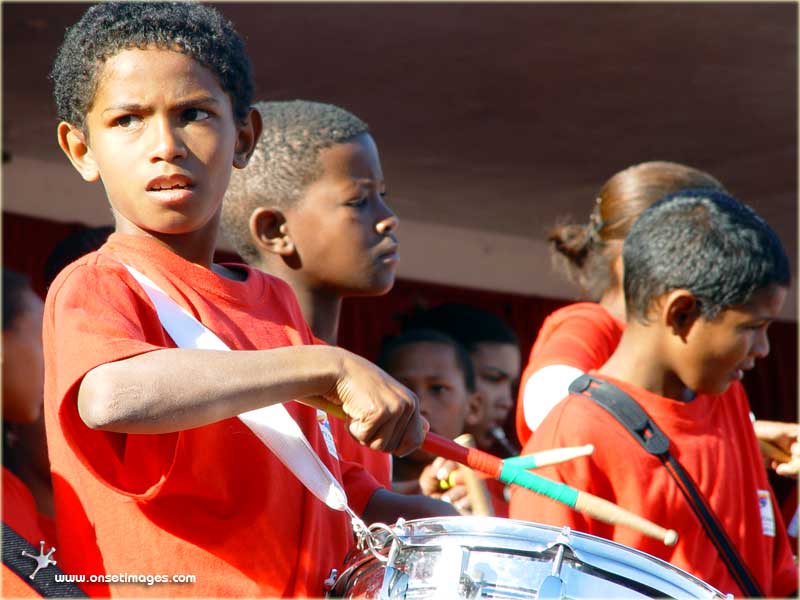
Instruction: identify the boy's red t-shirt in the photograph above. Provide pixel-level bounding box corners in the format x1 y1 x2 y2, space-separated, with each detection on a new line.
515 303 623 445
2 467 56 598
509 374 798 597
42 233 371 597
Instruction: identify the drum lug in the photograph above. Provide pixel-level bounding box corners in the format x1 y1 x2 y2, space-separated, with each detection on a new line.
322 569 338 594
536 527 569 599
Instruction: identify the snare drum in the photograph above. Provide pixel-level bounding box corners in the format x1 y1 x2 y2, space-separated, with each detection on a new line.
328 517 729 599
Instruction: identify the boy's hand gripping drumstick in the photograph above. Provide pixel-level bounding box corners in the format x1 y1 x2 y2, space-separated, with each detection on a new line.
311 398 678 546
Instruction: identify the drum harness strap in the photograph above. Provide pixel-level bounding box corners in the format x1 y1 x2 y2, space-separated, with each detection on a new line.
2 523 87 597
568 373 765 598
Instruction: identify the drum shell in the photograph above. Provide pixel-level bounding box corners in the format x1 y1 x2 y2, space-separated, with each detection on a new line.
330 517 729 599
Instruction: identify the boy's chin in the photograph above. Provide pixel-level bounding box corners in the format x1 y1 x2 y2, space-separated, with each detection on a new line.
692 378 734 398
341 278 396 298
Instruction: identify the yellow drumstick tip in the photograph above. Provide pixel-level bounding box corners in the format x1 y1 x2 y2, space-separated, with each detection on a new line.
664 529 679 546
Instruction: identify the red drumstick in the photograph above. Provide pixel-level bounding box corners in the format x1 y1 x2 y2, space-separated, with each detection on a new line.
422 431 504 478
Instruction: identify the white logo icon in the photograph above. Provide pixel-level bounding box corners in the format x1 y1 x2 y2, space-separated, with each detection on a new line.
21 541 57 580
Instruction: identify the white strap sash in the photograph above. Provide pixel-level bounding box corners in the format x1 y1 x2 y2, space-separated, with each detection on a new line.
123 264 348 512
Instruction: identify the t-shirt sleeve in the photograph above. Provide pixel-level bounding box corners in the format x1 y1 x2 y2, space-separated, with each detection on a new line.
528 304 620 373
339 456 383 517
516 304 623 446
521 364 585 432
45 262 179 500
508 396 615 540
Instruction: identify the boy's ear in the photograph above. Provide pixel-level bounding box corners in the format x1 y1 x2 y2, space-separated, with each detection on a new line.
249 207 295 257
663 290 701 339
464 390 486 429
57 122 99 182
232 107 263 169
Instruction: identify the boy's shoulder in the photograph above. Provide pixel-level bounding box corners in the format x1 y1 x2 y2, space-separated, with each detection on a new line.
46 245 123 300
536 391 616 441
537 302 622 346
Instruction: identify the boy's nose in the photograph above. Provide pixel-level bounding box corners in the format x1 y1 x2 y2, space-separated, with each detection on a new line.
752 329 771 359
376 214 399 235
148 119 188 163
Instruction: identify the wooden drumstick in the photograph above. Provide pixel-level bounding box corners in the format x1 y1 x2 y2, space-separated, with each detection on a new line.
453 433 495 517
504 444 595 470
310 398 678 546
495 463 677 546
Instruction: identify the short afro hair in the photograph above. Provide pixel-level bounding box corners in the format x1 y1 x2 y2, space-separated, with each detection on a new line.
51 2 253 130
221 100 369 264
623 188 791 322
378 328 476 393
401 303 518 352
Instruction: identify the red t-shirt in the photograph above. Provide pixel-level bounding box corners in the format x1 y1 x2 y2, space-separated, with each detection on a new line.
509 374 798 597
2 468 56 598
43 233 372 597
515 303 623 446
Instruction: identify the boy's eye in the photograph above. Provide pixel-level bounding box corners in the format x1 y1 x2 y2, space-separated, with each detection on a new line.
115 115 142 129
347 196 368 208
481 371 508 384
184 108 211 122
430 384 449 395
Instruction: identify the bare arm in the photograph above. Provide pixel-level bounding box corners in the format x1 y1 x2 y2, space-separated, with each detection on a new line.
361 488 459 524
78 344 425 455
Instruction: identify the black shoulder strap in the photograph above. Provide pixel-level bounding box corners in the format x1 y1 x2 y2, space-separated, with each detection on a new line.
2 523 87 597
569 374 765 598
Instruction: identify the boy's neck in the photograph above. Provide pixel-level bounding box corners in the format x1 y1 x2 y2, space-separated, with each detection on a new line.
598 325 690 401
115 216 220 270
253 258 342 345
599 285 626 323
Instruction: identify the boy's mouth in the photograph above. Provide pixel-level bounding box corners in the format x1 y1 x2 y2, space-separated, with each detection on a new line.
150 183 190 191
147 174 194 192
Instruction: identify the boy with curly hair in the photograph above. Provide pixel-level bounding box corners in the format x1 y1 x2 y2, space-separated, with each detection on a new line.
46 3 425 596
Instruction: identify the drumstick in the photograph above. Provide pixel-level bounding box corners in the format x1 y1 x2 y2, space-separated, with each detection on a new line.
423 432 677 546
309 399 677 545
499 466 677 546
504 444 595 470
453 433 495 517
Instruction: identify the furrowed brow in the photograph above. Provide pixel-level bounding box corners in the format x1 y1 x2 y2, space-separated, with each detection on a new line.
102 103 149 115
101 96 220 115
172 96 220 111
